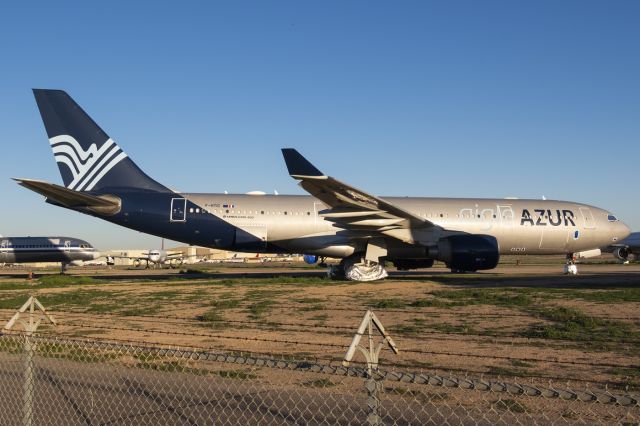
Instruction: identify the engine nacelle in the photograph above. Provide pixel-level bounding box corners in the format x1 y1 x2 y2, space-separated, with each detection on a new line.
438 234 499 272
303 254 319 265
392 258 434 271
613 247 636 262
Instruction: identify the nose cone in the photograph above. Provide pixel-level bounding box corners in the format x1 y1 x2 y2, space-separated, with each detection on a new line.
612 220 631 243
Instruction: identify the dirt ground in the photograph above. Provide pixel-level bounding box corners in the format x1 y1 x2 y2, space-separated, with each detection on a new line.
0 259 639 391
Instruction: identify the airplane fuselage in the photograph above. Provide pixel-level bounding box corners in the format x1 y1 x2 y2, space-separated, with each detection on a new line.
0 236 97 264
69 191 627 259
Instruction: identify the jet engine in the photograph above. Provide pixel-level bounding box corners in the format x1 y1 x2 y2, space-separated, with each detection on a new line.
613 247 636 262
303 254 319 265
437 234 500 272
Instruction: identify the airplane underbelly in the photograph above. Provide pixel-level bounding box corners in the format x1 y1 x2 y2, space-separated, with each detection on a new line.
272 232 356 258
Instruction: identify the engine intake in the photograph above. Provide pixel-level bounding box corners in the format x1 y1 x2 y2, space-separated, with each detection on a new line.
438 234 499 272
303 254 319 264
613 247 636 262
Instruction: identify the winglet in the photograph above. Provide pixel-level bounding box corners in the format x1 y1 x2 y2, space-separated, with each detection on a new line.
281 149 324 177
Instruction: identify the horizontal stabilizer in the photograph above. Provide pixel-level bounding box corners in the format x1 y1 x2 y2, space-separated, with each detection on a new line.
14 178 121 215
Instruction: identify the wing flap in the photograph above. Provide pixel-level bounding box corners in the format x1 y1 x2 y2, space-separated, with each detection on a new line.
319 208 385 218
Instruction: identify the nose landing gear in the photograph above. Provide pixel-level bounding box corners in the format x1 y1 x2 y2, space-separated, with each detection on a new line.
564 254 578 275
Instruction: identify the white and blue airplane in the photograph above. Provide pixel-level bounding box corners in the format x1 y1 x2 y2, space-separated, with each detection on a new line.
15 90 630 280
0 236 98 269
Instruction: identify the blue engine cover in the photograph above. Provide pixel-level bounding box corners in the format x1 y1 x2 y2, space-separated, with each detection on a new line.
303 254 319 264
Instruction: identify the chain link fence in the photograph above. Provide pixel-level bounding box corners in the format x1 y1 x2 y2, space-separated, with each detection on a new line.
0 332 638 425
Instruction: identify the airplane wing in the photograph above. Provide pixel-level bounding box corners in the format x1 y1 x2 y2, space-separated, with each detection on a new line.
110 252 186 260
14 178 121 215
109 254 150 260
281 149 441 244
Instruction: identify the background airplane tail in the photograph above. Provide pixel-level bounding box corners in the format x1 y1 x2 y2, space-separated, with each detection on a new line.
32 89 168 193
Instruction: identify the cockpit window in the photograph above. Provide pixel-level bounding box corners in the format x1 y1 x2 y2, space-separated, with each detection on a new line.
607 214 618 222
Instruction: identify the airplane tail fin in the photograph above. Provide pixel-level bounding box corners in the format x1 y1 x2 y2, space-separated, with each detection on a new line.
32 89 168 193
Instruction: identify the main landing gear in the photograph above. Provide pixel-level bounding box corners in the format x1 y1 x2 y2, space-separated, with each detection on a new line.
327 254 388 282
563 253 578 275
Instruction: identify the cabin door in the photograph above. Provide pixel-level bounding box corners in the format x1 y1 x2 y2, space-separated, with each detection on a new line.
497 205 518 248
170 198 187 222
0 240 8 262
579 207 596 229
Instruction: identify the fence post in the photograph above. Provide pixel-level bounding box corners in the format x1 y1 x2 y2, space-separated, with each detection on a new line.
23 331 34 426
4 296 56 426
365 374 383 425
343 309 398 426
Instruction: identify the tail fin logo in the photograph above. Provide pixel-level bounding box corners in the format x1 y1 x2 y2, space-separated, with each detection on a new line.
49 135 128 191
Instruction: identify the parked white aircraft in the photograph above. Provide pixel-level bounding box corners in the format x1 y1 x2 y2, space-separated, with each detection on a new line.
131 249 184 268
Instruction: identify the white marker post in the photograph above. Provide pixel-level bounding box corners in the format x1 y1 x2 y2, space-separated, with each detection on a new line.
343 309 398 426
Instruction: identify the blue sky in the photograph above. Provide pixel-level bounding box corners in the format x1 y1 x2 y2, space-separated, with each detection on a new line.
1 1 638 249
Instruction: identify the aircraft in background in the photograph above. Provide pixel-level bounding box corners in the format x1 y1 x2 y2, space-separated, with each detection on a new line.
112 238 188 268
602 232 640 263
16 89 630 281
0 236 98 271
130 249 185 268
